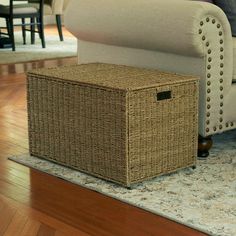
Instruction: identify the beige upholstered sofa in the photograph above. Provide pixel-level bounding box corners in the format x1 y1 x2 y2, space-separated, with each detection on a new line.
65 0 236 157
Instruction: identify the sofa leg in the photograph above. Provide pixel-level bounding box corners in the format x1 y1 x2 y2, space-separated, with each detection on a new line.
198 135 212 158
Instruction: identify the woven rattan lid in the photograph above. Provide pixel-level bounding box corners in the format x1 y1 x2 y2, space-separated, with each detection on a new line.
28 63 198 91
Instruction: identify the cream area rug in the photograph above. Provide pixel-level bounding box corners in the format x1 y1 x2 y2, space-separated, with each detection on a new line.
9 130 236 236
0 32 77 64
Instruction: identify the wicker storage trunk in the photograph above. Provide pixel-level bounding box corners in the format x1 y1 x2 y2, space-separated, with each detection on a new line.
27 63 199 187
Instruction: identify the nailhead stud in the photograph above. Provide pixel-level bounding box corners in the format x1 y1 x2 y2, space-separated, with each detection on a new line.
206 120 210 125
207 97 211 102
219 31 223 36
217 24 221 28
226 123 229 127
220 55 224 60
220 86 223 91
200 21 204 26
231 122 234 126
207 105 211 109
220 39 223 44
219 125 223 129
207 65 211 70
220 118 223 122
207 81 211 86
206 17 210 22
220 47 224 52
206 128 210 132
220 94 223 99
207 89 211 93
220 63 224 68
206 42 209 47
202 36 206 41
213 127 217 131
220 71 223 75
220 102 223 107
212 19 216 24
220 78 223 83
220 110 223 115
207 73 211 78
208 57 212 62
207 112 210 117
208 49 211 54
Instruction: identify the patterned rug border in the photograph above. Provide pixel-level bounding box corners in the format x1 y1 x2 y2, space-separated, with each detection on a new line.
9 154 213 236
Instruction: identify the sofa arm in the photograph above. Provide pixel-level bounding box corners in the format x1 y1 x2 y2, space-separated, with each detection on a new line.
65 0 230 54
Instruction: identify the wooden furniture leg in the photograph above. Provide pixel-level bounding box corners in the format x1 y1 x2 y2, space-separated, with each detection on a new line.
198 135 213 158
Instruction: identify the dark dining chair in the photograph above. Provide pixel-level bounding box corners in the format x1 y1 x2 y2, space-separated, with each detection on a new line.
0 0 45 51
27 0 71 42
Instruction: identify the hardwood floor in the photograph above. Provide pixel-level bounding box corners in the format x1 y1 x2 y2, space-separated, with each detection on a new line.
0 26 207 236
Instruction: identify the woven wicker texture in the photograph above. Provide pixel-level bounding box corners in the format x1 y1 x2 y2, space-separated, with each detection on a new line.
27 63 199 186
28 63 197 91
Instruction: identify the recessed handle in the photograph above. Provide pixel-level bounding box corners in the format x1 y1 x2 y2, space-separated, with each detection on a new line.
156 91 172 101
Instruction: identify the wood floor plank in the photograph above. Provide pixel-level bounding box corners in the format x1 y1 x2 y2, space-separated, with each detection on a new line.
37 224 56 236
20 219 40 236
0 193 92 236
0 204 17 235
3 210 28 236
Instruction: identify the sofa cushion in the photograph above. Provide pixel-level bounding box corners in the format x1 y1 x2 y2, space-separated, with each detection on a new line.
214 0 236 37
233 37 236 82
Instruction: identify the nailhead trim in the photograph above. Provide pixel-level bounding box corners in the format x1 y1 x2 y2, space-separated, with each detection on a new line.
200 17 225 134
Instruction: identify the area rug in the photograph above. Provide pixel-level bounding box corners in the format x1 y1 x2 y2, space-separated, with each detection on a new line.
9 130 236 236
0 32 77 64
